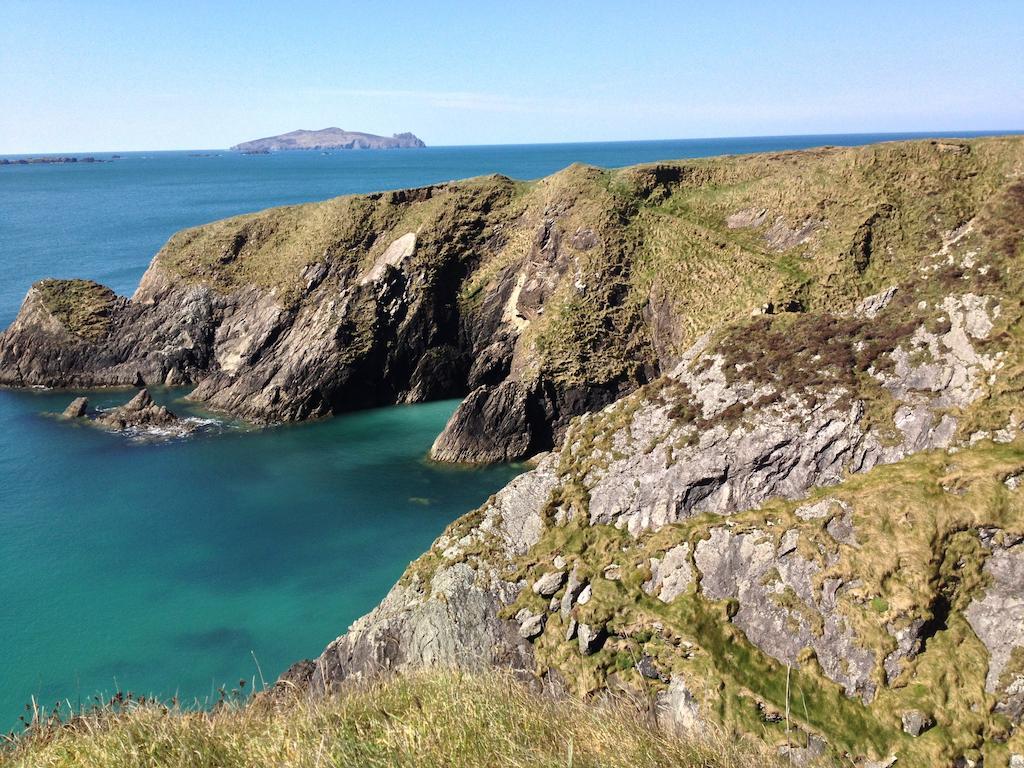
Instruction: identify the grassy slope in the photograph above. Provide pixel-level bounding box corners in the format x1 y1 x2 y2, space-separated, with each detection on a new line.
508 440 1024 767
0 671 788 768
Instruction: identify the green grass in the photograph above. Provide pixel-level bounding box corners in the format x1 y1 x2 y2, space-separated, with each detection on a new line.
0 670 793 768
511 439 1024 766
35 279 116 342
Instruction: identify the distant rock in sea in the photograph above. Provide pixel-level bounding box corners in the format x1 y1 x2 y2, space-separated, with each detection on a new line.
230 127 426 152
0 156 109 166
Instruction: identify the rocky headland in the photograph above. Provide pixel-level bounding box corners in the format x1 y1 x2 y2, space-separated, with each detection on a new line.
2 136 1024 765
230 128 425 152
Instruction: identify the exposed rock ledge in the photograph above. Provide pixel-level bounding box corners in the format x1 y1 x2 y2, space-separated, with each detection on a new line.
1 137 1021 468
277 177 1024 764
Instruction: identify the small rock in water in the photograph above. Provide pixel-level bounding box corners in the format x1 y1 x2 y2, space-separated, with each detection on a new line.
61 397 89 418
94 388 198 437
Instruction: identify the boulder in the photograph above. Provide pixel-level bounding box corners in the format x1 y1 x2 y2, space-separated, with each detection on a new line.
516 609 545 640
532 569 567 597
577 623 605 655
901 709 934 736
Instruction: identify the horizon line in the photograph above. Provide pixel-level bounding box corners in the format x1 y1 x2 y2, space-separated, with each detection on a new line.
3 128 1022 158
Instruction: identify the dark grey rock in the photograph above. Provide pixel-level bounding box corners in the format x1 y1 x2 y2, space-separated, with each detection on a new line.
636 655 668 682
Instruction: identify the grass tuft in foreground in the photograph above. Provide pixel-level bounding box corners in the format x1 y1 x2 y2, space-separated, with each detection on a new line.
0 670 795 768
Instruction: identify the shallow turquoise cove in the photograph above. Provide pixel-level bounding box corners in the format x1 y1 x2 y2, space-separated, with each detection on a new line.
0 389 523 726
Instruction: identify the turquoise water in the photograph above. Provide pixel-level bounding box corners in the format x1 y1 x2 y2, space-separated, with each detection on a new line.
0 131 1016 727
0 389 522 727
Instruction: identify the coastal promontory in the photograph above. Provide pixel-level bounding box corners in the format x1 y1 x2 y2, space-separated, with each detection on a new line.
3 136 1024 765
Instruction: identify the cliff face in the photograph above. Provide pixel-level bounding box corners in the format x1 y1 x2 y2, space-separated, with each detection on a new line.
4 137 1024 763
230 127 426 151
286 175 1024 766
3 138 1021 468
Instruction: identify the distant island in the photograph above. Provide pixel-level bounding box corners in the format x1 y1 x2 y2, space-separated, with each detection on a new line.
230 127 426 152
0 155 110 166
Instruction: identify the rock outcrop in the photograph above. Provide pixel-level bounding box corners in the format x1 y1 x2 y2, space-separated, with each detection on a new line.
3 138 1021 467
281 169 1024 766
61 396 89 418
94 388 189 433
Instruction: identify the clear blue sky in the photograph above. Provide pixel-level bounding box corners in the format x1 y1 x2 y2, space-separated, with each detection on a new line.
1 0 1022 152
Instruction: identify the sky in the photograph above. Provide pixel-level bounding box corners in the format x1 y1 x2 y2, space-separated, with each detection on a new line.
1 0 1022 153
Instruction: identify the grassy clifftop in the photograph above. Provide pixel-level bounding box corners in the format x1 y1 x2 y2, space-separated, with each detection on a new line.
148 136 1024 390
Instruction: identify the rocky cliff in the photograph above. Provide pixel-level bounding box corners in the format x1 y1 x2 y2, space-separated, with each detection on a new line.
281 165 1024 766
2 137 1021 469
4 136 1024 764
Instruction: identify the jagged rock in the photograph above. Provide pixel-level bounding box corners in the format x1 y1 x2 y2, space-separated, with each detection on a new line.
564 618 578 641
855 286 898 319
532 569 567 597
1010 754 1024 768
636 655 668 682
308 561 534 692
303 452 559 693
576 584 592 605
778 734 828 767
654 675 703 734
559 568 586 618
884 618 926 683
516 609 545 640
61 396 89 418
271 659 316 695
577 623 605 655
964 541 1024 718
901 709 934 736
95 388 194 434
432 381 537 464
642 543 692 602
696 526 877 701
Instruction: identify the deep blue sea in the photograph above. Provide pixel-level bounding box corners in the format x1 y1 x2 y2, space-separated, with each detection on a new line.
0 131 1014 727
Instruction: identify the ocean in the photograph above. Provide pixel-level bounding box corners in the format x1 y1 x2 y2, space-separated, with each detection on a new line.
0 131 1013 726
